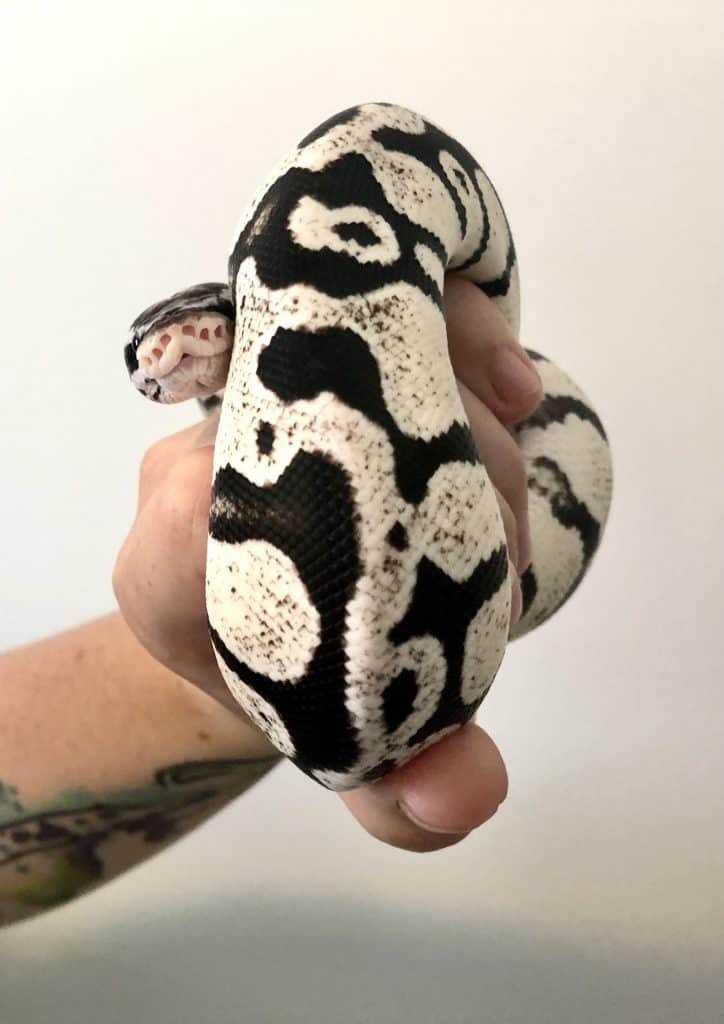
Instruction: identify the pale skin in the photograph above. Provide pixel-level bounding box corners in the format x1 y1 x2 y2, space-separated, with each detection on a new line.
0 277 543 927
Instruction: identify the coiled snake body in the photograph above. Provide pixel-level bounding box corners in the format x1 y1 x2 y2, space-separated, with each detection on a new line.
125 103 613 791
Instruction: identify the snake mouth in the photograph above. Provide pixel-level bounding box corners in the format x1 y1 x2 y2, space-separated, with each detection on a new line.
131 313 234 402
154 349 232 402
136 314 233 377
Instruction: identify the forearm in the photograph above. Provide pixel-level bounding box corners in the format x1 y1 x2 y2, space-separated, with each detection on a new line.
0 612 280 927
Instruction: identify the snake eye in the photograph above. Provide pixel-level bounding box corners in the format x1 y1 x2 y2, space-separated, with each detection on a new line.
124 340 141 375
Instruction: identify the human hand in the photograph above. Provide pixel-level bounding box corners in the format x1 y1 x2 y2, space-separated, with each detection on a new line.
113 275 542 852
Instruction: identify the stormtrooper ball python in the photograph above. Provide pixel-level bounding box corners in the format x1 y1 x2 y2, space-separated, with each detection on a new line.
124 103 613 791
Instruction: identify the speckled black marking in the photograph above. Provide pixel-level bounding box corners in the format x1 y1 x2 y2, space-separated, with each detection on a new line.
334 221 380 246
258 325 480 504
372 119 516 288
474 240 517 299
453 168 468 190
521 394 608 442
382 669 418 733
388 543 509 746
372 123 472 241
256 421 275 455
528 456 600 562
298 105 362 148
229 153 447 311
386 521 409 551
520 565 538 616
208 452 363 773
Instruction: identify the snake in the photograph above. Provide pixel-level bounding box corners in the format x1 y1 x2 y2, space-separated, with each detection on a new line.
124 103 613 792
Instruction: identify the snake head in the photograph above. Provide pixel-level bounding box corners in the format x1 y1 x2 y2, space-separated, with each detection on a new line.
125 283 235 404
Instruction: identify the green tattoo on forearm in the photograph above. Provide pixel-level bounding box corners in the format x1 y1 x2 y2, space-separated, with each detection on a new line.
0 755 279 927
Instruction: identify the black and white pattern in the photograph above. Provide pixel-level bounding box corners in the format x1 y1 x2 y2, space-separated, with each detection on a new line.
126 104 613 791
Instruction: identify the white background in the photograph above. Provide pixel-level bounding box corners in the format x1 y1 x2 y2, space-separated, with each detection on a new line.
1 1 722 1021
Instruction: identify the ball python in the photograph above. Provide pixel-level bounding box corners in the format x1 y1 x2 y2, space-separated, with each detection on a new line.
124 103 613 791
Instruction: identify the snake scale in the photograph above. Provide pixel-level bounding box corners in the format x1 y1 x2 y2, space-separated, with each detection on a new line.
124 103 613 791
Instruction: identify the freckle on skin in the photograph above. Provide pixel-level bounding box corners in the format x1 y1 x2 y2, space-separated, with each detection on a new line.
197 730 211 742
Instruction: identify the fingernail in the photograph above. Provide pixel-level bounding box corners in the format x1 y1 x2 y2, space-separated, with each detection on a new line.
397 800 471 836
490 347 542 405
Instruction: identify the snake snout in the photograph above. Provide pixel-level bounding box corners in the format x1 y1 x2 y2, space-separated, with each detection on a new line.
137 327 183 378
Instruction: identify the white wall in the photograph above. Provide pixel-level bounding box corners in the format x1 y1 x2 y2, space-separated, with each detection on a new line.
1 2 722 1021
